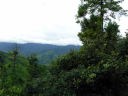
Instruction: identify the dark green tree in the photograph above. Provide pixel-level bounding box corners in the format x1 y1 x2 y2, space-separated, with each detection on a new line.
77 0 127 48
43 0 128 96
26 54 42 96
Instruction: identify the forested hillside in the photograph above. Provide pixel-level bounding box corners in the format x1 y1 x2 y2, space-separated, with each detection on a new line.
0 42 80 64
0 0 128 96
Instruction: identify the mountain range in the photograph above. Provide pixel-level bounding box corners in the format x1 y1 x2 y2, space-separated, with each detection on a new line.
0 42 80 64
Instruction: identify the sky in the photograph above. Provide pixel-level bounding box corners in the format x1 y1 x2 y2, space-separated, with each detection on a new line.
0 0 128 45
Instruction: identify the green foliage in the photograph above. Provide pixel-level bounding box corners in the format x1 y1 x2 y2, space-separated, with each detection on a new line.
0 0 128 96
0 51 29 96
38 0 128 96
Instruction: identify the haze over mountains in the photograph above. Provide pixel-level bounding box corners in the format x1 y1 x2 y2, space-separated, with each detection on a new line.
0 42 80 64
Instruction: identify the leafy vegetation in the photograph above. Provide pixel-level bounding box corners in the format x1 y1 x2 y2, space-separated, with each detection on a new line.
0 0 128 96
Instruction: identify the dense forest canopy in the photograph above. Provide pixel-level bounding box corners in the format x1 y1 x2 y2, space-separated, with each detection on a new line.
0 0 128 96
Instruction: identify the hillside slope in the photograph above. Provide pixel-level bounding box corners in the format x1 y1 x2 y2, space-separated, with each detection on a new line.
0 42 80 64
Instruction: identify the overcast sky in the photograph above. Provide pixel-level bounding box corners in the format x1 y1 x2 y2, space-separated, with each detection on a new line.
0 0 128 45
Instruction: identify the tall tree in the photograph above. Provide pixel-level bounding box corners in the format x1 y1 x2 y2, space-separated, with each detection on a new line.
77 0 127 47
44 1 128 96
26 54 41 96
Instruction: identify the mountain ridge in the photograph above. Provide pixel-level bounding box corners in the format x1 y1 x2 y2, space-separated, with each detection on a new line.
0 42 80 64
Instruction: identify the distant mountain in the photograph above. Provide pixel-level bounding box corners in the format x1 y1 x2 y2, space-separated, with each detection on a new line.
0 42 80 64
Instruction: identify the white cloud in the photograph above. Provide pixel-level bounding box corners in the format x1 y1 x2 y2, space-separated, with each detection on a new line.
118 0 128 36
0 0 127 45
0 0 81 45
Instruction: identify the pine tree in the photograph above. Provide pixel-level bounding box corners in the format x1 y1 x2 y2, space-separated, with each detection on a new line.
77 0 127 48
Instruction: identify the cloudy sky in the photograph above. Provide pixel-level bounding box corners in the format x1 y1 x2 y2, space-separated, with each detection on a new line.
0 0 128 45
